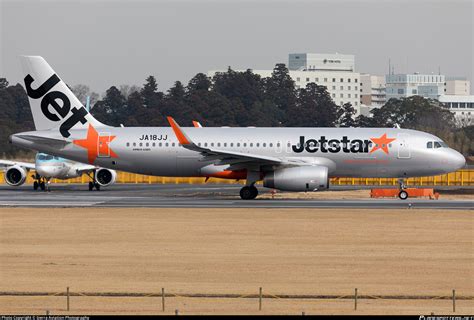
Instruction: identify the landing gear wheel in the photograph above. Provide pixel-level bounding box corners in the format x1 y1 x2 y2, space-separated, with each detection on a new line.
95 183 101 191
89 182 94 191
33 181 39 190
40 181 45 191
398 190 409 200
240 186 258 200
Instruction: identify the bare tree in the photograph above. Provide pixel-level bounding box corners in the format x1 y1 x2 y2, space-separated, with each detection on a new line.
119 84 140 99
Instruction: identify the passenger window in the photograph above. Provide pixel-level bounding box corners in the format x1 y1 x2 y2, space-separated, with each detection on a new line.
217 142 221 147
224 143 227 147
256 143 260 147
139 143 143 147
427 141 432 148
159 142 162 147
263 143 266 147
269 143 273 147
152 143 155 147
204 142 208 147
133 142 136 147
126 143 130 147
250 143 253 147
211 143 214 147
172 142 175 147
237 143 240 147
165 143 169 147
230 143 234 147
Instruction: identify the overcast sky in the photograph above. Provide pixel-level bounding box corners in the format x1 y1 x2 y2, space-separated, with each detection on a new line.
1 0 472 94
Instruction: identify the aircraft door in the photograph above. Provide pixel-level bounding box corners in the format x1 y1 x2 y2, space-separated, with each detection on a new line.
98 132 111 158
397 133 411 159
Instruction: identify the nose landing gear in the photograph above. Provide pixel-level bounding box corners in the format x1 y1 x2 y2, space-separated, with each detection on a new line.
398 179 408 200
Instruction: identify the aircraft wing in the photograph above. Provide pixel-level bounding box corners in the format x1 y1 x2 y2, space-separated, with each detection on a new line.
0 160 36 170
75 163 98 174
167 117 283 166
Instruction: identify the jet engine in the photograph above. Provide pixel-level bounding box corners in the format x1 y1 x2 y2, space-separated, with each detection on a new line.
263 166 329 192
95 168 117 187
4 165 27 186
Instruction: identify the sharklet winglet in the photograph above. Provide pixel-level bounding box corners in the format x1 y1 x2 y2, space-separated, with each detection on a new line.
167 116 192 145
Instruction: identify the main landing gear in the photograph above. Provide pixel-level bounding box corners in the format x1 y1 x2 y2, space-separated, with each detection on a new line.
398 179 408 200
88 181 101 191
239 170 260 200
240 185 258 200
32 174 49 191
87 171 101 191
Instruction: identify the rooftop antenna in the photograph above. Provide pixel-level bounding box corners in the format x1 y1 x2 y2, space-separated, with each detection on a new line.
438 66 441 75
388 58 391 75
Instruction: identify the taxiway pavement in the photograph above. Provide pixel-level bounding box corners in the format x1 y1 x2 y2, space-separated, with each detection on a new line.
0 184 472 209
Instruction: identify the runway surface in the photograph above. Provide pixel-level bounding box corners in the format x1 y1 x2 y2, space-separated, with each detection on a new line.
0 184 472 209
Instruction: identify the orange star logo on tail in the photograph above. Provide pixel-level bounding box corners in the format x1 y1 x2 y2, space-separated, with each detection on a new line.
370 133 396 154
73 124 118 164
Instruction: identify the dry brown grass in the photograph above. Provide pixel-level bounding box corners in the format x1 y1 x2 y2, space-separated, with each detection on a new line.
0 208 473 314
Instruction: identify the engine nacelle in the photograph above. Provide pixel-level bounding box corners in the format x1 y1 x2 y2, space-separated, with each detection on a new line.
95 168 117 187
263 166 329 192
4 165 27 186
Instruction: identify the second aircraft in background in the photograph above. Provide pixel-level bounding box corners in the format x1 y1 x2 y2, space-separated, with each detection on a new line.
0 152 116 191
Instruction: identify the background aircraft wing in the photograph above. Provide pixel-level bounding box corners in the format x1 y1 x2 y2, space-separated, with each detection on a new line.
0 160 36 170
74 163 99 174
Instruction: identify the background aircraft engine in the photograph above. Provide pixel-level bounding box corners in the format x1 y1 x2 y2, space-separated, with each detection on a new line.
263 166 329 192
95 168 117 187
4 165 27 186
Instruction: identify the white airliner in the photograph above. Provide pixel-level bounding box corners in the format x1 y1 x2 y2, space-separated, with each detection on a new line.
9 56 466 199
0 152 116 191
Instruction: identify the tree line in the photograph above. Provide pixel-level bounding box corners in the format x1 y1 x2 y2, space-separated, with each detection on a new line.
0 64 473 159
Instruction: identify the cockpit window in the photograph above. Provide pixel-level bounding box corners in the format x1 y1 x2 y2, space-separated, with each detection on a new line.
428 141 448 149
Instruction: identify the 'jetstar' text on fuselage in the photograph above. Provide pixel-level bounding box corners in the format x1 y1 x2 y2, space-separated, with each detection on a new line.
292 136 377 153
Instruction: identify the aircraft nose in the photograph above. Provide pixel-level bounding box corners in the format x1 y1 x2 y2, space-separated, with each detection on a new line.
449 149 466 170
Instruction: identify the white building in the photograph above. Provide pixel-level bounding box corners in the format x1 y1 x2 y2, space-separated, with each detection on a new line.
438 95 474 126
385 73 446 100
445 77 470 96
360 74 386 107
288 53 355 72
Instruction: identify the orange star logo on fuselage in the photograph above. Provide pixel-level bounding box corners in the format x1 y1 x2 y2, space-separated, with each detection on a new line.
73 124 118 164
369 133 396 154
